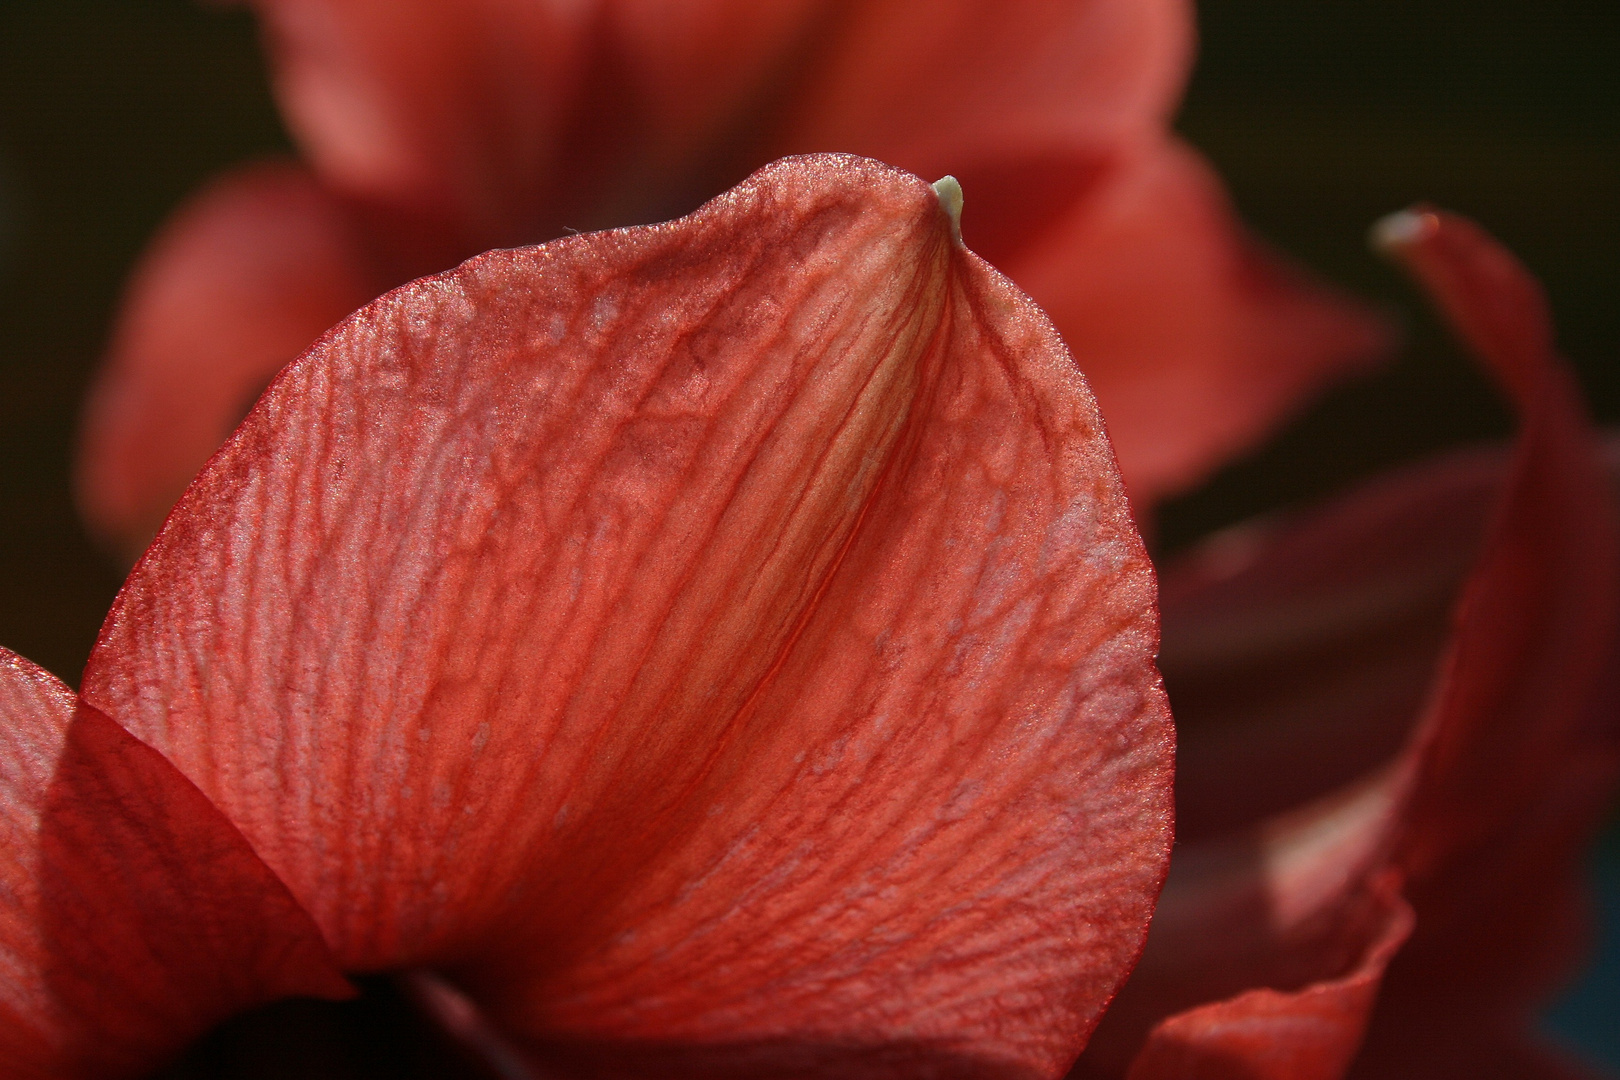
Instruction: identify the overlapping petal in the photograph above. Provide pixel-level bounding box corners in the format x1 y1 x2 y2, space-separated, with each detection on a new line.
1073 210 1619 1077
80 156 1173 1077
0 649 350 1078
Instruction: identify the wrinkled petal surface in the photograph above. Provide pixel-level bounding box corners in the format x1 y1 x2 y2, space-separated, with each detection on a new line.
82 156 1173 1077
1076 209 1619 1078
78 160 378 558
0 649 350 1078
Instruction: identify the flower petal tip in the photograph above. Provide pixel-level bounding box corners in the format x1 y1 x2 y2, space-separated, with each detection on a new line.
1369 208 1440 254
932 174 963 243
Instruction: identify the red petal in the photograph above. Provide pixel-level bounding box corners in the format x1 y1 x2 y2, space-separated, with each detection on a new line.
1125 877 1412 1080
249 0 833 258
81 156 1173 1075
250 0 1188 258
244 0 1374 508
0 649 349 1076
1004 140 1390 503
1076 771 1406 1077
1079 209 1619 1076
78 160 377 560
779 0 1190 169
1352 209 1620 1074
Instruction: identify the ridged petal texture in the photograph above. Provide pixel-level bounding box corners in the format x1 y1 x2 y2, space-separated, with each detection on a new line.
81 155 1174 1078
81 0 1387 557
0 650 350 1078
1072 209 1619 1078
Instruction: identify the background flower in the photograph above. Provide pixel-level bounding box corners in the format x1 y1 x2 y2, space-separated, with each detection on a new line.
71 0 1387 558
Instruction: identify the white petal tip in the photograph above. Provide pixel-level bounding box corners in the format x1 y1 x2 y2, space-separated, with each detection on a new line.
1370 209 1439 254
933 175 963 243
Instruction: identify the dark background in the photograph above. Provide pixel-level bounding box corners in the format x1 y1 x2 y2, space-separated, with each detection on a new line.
0 0 1616 1069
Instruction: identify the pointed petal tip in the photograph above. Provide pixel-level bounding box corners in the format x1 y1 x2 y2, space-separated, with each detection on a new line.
932 175 963 243
1369 207 1441 254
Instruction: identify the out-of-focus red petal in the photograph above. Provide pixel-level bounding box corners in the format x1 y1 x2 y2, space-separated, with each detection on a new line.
1125 876 1411 1080
243 0 1374 506
1075 771 1404 1078
77 159 377 560
1347 209 1620 1076
249 0 1188 259
81 156 1173 1076
248 0 831 260
0 649 350 1077
1160 444 1505 843
779 0 1189 170
1002 140 1390 503
1078 209 1618 1077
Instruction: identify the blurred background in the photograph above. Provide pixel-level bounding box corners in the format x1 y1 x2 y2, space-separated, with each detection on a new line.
0 0 1615 1070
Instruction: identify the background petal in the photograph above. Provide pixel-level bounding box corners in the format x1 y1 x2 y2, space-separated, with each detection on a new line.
246 0 1188 257
1125 878 1411 1080
77 159 377 560
1077 210 1620 1076
1349 210 1620 1076
1159 444 1504 844
0 649 349 1077
81 157 1172 1076
248 0 829 258
777 0 1189 168
990 140 1390 504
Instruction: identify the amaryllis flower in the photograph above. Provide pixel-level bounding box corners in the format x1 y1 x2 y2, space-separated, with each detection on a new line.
9 79 1620 1080
76 0 1388 558
3 157 1178 1077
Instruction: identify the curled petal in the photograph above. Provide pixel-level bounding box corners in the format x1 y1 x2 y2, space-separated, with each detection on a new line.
1076 771 1404 1077
1353 209 1620 1074
78 160 377 560
1080 209 1619 1076
82 156 1173 1076
1126 877 1412 1080
0 650 349 1077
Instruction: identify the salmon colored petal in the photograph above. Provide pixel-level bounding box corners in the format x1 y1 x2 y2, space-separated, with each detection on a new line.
1125 877 1412 1080
250 0 1189 260
778 0 1190 169
0 649 350 1077
249 0 830 259
1002 140 1390 503
1077 209 1618 1077
77 159 377 561
81 156 1173 1076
